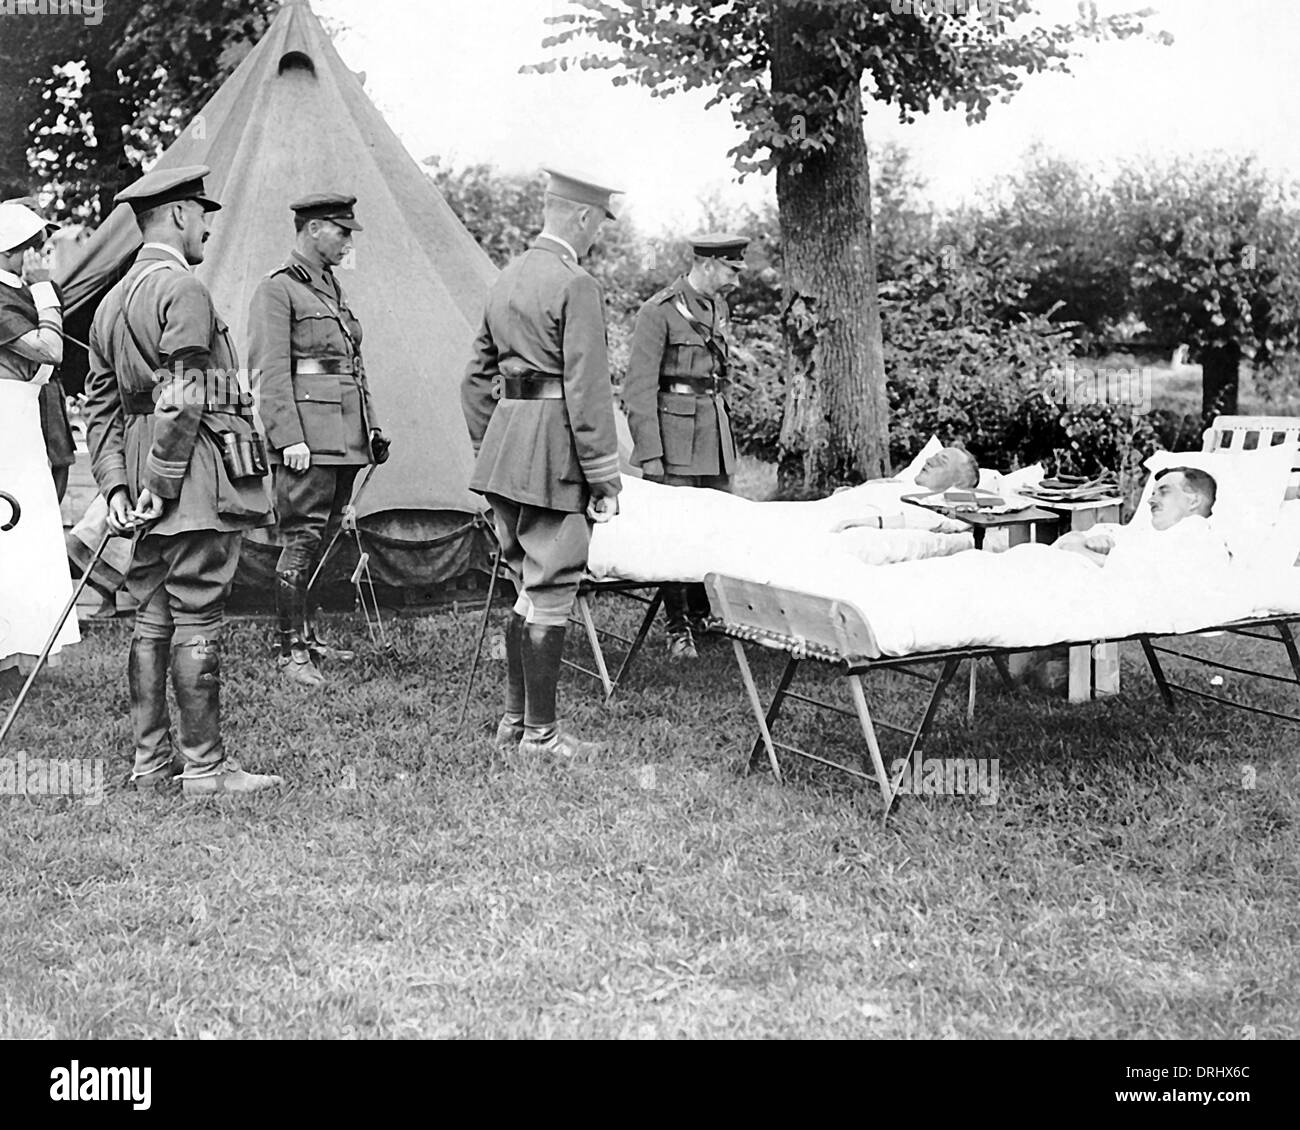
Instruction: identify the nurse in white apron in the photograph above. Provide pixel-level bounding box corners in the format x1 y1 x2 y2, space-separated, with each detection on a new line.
0 202 80 675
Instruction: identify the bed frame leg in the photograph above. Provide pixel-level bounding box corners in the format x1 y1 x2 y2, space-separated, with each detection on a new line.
846 674 895 817
991 653 1015 692
607 586 664 699
1276 621 1300 687
878 657 962 819
1140 637 1176 711
574 593 614 700
733 640 788 782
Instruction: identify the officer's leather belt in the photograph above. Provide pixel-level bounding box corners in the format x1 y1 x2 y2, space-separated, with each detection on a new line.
499 373 564 400
294 357 354 376
661 378 721 395
120 381 249 417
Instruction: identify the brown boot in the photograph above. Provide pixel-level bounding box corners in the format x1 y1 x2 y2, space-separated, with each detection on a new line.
278 646 325 687
494 611 527 749
667 629 698 661
183 759 284 797
495 716 525 749
517 727 605 760
517 624 603 760
276 568 325 687
128 637 175 786
173 632 285 796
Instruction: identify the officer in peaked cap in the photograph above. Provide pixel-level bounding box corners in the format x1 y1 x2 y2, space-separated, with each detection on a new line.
248 191 388 688
461 166 623 761
624 231 749 661
82 163 283 796
115 164 223 214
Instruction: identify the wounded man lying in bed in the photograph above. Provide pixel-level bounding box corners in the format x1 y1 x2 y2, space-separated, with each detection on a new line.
1053 467 1227 571
831 445 981 534
791 463 1238 661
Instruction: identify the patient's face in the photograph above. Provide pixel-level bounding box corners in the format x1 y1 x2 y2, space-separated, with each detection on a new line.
1148 472 1198 531
915 448 975 490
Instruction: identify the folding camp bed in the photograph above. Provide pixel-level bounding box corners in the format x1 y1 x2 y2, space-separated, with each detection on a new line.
706 571 1300 816
705 413 1300 814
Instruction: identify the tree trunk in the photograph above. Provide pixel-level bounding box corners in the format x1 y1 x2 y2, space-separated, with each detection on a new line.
83 61 135 222
1200 341 1240 421
0 68 38 200
769 2 889 496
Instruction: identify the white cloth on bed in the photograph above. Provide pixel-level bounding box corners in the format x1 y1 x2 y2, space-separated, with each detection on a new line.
585 476 972 583
724 513 1300 657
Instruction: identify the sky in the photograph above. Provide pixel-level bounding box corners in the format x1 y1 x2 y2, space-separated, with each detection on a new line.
310 0 1300 233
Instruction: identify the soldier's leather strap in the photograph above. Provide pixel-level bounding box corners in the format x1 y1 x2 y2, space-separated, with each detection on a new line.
671 293 728 380
497 373 565 400
661 378 721 395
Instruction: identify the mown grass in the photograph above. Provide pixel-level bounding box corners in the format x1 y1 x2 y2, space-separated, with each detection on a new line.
1 601 1297 1040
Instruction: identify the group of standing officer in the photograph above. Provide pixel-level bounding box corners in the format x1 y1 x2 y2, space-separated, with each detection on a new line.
83 165 387 796
462 168 748 757
80 158 747 789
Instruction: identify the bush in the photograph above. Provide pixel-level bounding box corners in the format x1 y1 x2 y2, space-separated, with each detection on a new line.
726 314 785 464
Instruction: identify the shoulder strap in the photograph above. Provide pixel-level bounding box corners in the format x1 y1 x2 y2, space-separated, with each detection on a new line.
270 261 311 285
671 293 728 377
121 259 180 371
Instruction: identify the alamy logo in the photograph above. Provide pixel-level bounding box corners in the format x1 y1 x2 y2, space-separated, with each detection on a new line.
890 0 1002 18
890 750 1000 805
0 0 104 26
50 1061 151 1111
0 752 104 805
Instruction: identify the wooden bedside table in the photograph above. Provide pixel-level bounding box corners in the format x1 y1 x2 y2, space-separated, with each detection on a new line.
1031 495 1125 702
901 497 1062 550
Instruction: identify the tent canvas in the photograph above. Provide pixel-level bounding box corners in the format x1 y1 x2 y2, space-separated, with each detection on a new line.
57 0 499 596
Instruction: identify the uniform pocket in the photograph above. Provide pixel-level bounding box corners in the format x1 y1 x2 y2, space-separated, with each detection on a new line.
292 372 345 455
658 392 697 468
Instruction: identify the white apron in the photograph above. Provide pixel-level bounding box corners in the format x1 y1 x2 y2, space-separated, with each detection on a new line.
0 379 80 673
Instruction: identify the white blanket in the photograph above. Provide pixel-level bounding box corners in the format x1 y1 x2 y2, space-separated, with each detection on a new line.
721 514 1300 657
586 476 973 583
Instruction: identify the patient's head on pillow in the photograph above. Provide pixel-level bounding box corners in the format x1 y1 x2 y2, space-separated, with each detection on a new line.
1150 467 1217 530
915 445 980 490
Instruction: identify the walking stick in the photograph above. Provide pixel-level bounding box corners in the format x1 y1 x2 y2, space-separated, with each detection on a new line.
0 528 112 752
454 541 505 735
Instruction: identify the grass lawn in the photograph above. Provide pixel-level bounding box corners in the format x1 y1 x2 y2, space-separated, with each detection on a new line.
2 600 1297 1040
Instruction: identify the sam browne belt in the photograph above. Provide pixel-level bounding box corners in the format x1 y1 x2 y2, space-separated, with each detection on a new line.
661 377 722 395
497 373 565 400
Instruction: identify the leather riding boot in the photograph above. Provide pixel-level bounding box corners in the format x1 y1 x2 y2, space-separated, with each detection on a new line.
662 583 697 660
276 569 324 687
495 611 526 748
173 633 283 797
128 637 176 787
518 624 603 759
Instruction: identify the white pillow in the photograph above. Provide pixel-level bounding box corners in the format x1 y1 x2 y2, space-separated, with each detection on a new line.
896 435 944 484
1239 498 1300 571
1130 446 1297 559
981 463 1045 493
